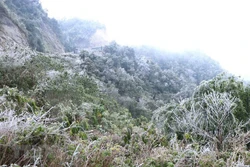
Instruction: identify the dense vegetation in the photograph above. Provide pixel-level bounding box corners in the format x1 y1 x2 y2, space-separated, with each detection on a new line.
80 42 222 118
1 41 250 166
1 1 250 167
135 46 222 85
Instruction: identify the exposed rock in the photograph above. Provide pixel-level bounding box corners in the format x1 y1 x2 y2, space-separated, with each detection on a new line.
0 1 65 53
0 4 28 49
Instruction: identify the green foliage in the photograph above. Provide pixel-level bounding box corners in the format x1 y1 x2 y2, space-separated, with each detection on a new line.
122 126 132 144
29 54 65 71
0 65 37 91
0 59 38 91
39 72 98 106
0 86 38 114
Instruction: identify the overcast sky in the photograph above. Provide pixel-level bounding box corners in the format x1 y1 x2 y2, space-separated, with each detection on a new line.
40 0 250 80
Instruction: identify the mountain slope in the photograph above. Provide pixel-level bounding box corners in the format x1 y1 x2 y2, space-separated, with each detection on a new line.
80 42 223 118
2 2 250 166
59 18 108 52
1 44 249 167
0 2 28 49
0 0 64 53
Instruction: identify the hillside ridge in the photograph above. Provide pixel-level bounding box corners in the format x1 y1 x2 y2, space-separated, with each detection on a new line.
0 0 64 53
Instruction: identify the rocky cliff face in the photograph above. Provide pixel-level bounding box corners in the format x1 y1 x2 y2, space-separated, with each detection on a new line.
0 4 28 50
0 0 64 53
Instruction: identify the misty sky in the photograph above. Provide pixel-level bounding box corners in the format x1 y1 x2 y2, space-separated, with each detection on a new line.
40 0 250 80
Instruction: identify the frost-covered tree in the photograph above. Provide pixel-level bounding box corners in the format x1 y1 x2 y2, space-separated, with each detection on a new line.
153 74 250 151
193 73 250 122
173 91 241 151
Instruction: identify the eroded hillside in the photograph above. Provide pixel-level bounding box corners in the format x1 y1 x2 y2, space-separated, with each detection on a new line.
0 0 64 53
0 2 28 49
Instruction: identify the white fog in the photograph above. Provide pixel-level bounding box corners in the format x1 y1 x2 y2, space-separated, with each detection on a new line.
41 0 250 80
